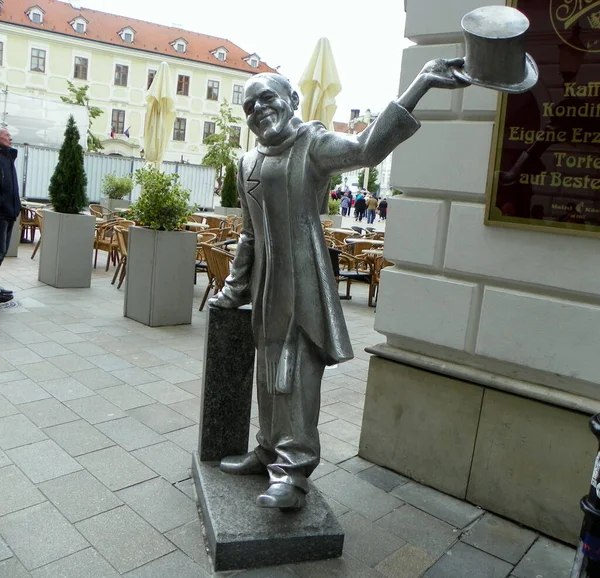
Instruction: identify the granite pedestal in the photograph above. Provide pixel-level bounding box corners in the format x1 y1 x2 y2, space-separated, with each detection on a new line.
193 306 344 571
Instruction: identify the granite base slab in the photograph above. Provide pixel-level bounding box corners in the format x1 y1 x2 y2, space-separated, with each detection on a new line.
192 453 344 571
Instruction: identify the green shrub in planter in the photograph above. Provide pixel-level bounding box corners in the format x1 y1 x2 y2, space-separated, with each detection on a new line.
132 166 194 231
48 115 88 214
101 173 134 200
220 163 238 208
328 198 341 216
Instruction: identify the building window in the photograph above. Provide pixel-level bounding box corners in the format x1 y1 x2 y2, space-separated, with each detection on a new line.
203 121 216 143
249 57 259 68
74 57 88 80
206 80 219 101
232 84 243 105
30 48 46 73
173 118 187 141
111 109 125 134
0 43 4 67
119 28 135 43
71 18 87 33
216 50 226 61
230 126 241 148
147 69 156 90
30 11 43 24
175 42 186 53
114 64 128 87
177 75 189 96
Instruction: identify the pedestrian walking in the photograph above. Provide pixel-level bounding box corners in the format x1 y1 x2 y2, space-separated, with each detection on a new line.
354 193 366 222
0 128 20 304
366 195 378 224
378 198 388 220
341 193 351 217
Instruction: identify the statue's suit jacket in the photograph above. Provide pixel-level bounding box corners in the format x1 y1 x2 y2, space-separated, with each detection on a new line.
221 102 420 394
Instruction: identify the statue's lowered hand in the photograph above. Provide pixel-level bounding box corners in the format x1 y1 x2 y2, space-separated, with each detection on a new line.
419 58 471 90
208 290 250 309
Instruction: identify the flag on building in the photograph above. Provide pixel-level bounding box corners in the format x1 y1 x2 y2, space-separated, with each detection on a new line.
110 128 115 139
124 127 130 138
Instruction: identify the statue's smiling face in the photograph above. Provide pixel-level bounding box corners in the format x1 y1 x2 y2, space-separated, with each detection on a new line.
243 76 297 144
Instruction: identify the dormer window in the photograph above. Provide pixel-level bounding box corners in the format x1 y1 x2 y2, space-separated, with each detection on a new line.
244 53 260 69
70 17 88 34
171 38 188 54
26 6 45 24
118 27 135 43
211 46 228 62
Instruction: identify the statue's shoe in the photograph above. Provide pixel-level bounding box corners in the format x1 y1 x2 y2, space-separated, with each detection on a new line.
256 483 306 510
220 451 267 475
0 293 13 304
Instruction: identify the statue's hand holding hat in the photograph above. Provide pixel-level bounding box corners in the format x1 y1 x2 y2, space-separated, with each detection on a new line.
453 5 539 94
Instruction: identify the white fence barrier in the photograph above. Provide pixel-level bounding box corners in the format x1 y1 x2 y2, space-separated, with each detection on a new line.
15 145 216 210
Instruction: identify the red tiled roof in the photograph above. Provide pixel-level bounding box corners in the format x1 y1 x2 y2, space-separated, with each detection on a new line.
333 120 367 134
1 0 276 74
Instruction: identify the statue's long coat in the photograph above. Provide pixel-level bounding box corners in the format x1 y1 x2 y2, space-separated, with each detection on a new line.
221 103 420 394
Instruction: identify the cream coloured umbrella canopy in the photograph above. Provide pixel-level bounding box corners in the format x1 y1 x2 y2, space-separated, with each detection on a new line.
298 37 342 130
143 61 176 166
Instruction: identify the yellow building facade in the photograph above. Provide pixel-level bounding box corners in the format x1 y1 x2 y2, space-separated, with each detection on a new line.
0 2 271 163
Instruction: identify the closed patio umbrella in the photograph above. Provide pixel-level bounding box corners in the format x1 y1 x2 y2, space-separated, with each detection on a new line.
298 37 341 130
143 61 176 166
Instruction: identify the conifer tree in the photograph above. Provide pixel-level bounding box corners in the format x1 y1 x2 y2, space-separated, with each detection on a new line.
220 163 237 208
48 115 88 214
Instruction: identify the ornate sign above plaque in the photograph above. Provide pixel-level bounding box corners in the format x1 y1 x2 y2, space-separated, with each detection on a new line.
485 0 600 236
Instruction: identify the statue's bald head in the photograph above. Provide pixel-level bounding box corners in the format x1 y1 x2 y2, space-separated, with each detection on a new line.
245 73 299 111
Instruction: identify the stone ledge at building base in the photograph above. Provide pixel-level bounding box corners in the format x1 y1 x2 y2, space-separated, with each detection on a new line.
192 453 344 571
359 351 596 546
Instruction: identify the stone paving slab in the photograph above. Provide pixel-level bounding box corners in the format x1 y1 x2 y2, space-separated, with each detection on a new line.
7 439 83 484
424 541 513 578
76 446 157 491
75 506 176 574
0 501 89 570
462 513 538 565
116 477 197 533
30 547 121 578
43 419 115 457
95 417 165 451
377 504 459 558
18 398 79 428
122 551 208 578
315 468 402 522
0 246 577 576
511 537 575 578
38 470 123 523
393 482 484 529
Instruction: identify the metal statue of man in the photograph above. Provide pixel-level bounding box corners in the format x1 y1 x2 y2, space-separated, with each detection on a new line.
209 59 469 510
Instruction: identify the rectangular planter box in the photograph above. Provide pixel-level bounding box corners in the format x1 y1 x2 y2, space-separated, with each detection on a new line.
38 210 95 288
321 214 343 228
6 214 20 258
100 198 132 212
124 226 197 327
214 206 242 217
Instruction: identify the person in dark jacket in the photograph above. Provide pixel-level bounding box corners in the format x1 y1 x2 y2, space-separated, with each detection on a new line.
0 128 20 303
378 197 388 220
354 193 367 222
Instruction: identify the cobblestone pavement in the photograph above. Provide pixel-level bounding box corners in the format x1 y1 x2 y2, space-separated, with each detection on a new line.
0 241 575 577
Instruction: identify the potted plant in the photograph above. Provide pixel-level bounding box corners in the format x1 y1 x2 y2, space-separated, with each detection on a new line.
100 173 134 212
38 115 95 288
215 163 242 217
123 165 197 327
321 197 343 228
